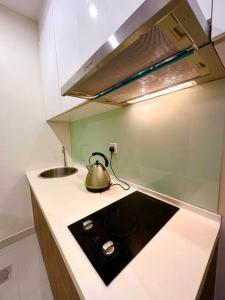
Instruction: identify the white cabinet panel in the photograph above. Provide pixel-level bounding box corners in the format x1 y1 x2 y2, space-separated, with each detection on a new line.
211 0 225 67
76 0 145 67
196 0 212 21
39 2 61 120
214 39 225 67
53 0 86 113
53 0 145 86
212 0 225 41
39 1 85 120
52 0 145 116
60 96 85 114
53 0 80 87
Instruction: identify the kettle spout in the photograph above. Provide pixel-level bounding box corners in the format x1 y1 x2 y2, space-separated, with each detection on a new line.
86 164 91 171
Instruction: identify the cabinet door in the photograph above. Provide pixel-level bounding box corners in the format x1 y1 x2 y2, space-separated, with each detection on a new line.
39 1 61 120
196 0 212 21
74 0 146 67
53 0 80 88
211 0 225 68
212 0 225 41
53 0 86 113
53 0 145 85
53 0 145 113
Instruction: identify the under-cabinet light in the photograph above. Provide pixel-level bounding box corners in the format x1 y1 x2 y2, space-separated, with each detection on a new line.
127 81 197 104
108 34 119 49
89 3 98 19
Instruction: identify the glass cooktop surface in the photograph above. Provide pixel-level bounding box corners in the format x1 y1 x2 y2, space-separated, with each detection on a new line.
68 191 179 285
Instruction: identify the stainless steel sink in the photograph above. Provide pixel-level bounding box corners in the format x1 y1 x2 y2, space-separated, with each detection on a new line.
39 167 78 178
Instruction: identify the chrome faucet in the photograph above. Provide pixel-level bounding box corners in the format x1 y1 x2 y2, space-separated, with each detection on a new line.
62 146 67 167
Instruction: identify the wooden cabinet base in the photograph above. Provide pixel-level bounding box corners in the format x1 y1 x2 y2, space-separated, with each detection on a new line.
199 244 218 300
30 189 80 300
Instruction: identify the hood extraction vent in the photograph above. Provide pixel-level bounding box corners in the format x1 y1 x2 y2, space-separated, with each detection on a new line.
62 0 225 105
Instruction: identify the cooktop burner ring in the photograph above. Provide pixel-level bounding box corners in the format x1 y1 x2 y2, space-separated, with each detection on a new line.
103 210 137 237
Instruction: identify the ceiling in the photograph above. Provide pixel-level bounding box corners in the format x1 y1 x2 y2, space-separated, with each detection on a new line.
0 0 44 21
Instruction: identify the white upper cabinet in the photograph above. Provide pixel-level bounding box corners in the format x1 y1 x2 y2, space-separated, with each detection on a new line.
53 0 145 87
39 0 145 120
39 0 85 120
196 0 212 21
52 0 85 113
212 0 225 41
211 0 225 68
53 0 80 87
39 1 61 120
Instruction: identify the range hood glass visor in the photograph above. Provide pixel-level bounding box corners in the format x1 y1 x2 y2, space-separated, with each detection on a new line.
94 50 209 104
66 20 193 99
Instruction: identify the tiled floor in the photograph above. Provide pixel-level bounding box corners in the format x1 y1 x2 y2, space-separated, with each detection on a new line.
0 233 53 300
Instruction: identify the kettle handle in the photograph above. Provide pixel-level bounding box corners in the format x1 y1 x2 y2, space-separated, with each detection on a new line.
90 152 109 167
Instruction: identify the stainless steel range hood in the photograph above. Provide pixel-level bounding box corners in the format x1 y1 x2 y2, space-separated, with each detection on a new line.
61 0 225 106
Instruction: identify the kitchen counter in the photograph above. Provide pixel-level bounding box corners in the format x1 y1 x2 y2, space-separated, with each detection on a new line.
26 163 220 300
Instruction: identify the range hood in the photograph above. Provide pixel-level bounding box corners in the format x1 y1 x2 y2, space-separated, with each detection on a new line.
61 0 225 106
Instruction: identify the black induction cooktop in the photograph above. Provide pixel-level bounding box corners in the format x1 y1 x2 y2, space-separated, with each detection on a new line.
68 191 179 285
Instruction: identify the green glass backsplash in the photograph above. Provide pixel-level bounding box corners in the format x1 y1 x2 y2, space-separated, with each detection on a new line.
70 79 225 212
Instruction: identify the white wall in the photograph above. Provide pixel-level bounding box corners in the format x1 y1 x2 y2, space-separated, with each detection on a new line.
0 4 68 240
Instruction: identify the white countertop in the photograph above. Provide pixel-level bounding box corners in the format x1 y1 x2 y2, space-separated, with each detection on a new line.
26 163 220 300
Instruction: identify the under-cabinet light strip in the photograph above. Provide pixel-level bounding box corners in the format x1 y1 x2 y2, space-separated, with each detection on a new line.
127 81 197 104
